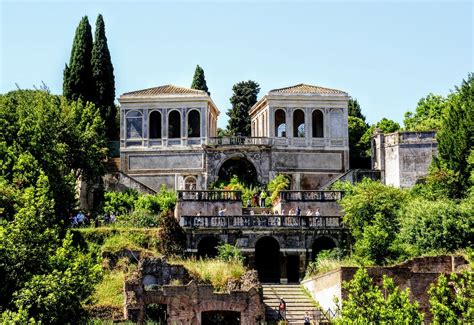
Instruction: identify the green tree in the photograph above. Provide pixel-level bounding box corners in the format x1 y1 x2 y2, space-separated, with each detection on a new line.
191 64 210 95
0 174 102 321
63 16 94 103
336 268 423 324
348 116 370 168
0 90 107 216
435 74 474 199
338 179 406 265
267 173 289 204
404 93 447 131
348 98 366 122
398 197 474 256
91 14 117 140
227 80 260 136
429 270 474 323
360 118 401 155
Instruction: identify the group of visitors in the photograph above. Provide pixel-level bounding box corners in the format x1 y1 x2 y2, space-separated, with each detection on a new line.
69 211 116 228
246 190 269 208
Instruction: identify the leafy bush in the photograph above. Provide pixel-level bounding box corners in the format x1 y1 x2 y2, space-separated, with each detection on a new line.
305 248 358 277
157 213 186 257
335 268 424 324
217 243 244 263
102 189 138 216
267 174 290 204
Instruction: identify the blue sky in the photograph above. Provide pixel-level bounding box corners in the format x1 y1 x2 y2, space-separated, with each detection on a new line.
1 1 472 128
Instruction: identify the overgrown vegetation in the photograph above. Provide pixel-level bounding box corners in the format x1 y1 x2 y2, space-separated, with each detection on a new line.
170 244 246 292
99 186 177 227
305 248 358 277
335 268 424 324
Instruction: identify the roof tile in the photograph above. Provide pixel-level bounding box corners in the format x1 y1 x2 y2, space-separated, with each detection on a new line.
269 83 346 95
122 85 206 97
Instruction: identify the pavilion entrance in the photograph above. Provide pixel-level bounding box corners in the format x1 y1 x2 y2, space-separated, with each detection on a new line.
255 236 281 283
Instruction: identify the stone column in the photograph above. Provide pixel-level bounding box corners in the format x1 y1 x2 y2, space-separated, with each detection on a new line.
305 107 311 146
286 108 293 144
163 109 168 147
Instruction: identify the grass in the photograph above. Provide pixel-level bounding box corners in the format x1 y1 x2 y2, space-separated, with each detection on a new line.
93 270 126 307
169 258 247 292
305 256 359 278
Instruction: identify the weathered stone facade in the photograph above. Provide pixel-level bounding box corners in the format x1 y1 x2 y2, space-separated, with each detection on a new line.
124 258 265 324
118 83 350 191
301 255 469 322
372 130 437 188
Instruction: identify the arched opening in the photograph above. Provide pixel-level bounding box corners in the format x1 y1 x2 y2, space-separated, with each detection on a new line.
293 109 305 137
312 110 324 138
311 236 337 260
217 157 259 187
274 109 286 137
201 311 240 325
197 236 220 259
168 110 181 138
149 111 162 139
126 111 143 138
184 176 197 190
188 110 201 137
255 236 280 283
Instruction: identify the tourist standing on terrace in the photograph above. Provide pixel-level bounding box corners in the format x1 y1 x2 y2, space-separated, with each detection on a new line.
260 190 267 207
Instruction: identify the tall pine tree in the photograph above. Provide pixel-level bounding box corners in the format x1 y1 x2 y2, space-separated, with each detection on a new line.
63 16 94 103
191 65 210 95
436 73 474 198
92 14 116 139
227 80 260 136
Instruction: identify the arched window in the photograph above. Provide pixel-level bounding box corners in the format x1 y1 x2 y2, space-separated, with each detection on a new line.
312 110 324 138
330 109 343 138
293 109 305 137
184 176 197 190
149 111 162 139
187 110 201 137
126 111 143 138
274 109 286 137
168 110 181 139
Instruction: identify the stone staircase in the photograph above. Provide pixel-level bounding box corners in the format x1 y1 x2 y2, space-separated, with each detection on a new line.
262 284 317 324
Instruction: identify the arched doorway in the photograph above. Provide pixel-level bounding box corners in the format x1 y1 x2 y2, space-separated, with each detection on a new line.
187 110 201 137
255 236 280 283
311 236 337 260
197 236 220 259
217 156 259 187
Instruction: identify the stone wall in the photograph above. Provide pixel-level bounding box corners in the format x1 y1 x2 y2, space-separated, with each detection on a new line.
175 200 243 218
301 255 468 322
124 258 265 324
372 131 437 188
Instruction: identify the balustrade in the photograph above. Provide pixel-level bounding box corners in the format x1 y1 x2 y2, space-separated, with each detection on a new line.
279 190 343 202
207 137 273 146
180 215 343 229
177 190 242 201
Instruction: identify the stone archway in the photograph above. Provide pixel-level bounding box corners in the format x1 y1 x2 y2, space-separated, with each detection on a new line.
311 236 337 260
217 156 259 187
197 236 220 259
255 236 280 283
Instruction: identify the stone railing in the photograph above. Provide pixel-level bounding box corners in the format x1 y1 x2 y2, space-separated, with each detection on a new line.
180 215 343 229
279 190 343 202
177 190 242 201
207 137 273 146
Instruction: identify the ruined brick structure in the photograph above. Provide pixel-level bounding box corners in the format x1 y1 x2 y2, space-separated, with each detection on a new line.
302 255 469 322
124 258 265 324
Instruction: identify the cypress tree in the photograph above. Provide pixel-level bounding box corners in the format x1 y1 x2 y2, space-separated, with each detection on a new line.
92 14 116 139
191 65 210 95
227 80 260 136
63 16 94 103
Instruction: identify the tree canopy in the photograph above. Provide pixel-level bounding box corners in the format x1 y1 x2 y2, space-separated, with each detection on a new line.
336 268 423 324
0 89 107 217
435 74 474 199
226 80 260 136
348 98 366 122
191 65 210 96
63 16 94 104
404 93 447 131
92 14 116 140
